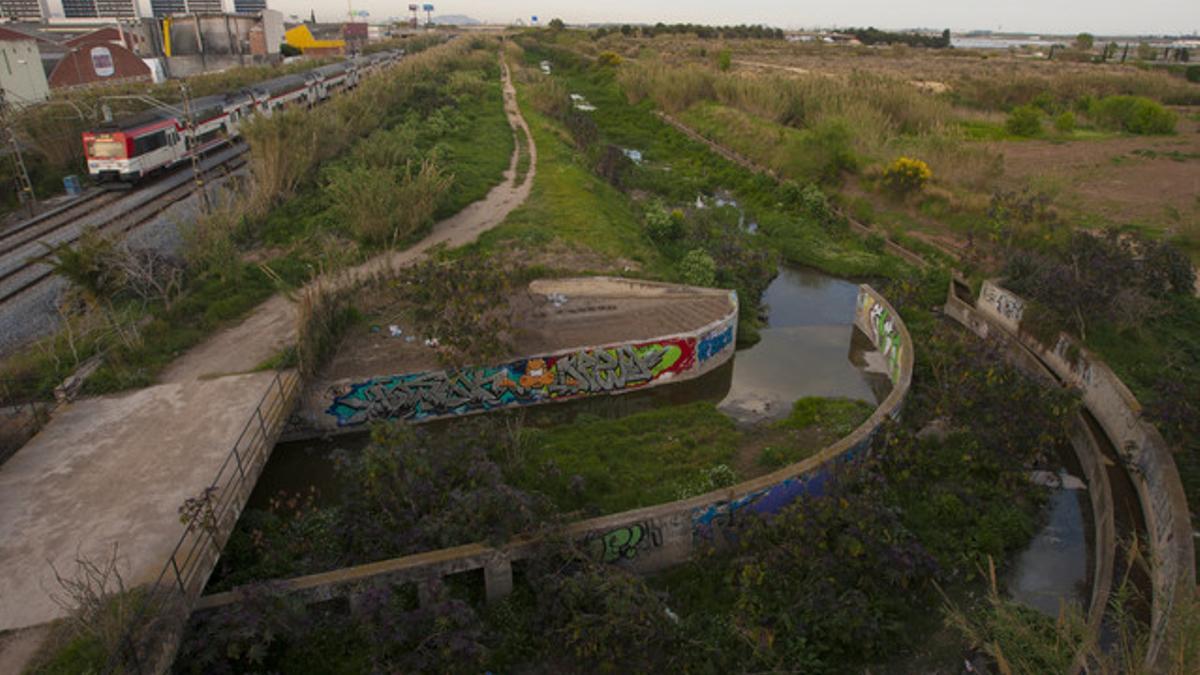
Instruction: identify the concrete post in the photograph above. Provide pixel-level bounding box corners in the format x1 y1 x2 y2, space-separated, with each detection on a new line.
484 558 513 602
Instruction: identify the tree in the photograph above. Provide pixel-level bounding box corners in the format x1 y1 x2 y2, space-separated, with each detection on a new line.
1074 32 1094 51
548 17 564 31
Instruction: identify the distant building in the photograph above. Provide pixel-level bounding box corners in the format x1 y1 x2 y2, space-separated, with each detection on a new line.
48 39 150 87
0 0 50 21
148 0 185 16
185 0 223 12
149 0 222 17
341 21 366 53
283 23 345 55
61 0 139 18
232 0 266 14
0 33 50 105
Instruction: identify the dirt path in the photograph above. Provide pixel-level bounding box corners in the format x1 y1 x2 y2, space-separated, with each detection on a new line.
160 59 536 383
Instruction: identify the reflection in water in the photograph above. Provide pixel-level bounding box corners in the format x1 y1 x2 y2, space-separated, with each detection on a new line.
1005 474 1090 617
719 266 884 423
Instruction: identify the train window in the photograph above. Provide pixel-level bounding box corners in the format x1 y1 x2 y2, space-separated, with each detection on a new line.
86 138 126 159
132 130 168 156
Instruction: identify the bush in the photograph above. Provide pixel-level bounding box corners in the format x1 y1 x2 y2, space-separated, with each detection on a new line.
881 156 932 196
1187 65 1200 83
716 49 732 71
1005 105 1043 137
596 51 623 67
1089 95 1177 134
1053 111 1076 134
679 249 717 287
643 200 684 243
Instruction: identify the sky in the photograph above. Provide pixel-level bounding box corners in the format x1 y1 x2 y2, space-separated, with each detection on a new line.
47 0 1200 36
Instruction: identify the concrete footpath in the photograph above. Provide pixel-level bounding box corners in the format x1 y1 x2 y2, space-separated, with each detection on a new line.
0 372 283 632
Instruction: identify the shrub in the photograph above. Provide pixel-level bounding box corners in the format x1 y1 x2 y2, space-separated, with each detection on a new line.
1089 95 1177 134
1053 111 1076 134
679 249 717 287
1187 65 1200 83
1005 105 1043 137
716 49 732 71
643 200 684 243
596 51 623 67
881 156 932 196
325 158 453 247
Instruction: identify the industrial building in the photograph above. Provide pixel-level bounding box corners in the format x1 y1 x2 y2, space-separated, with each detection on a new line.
0 31 49 105
232 0 266 14
149 0 225 17
0 0 50 22
61 0 140 19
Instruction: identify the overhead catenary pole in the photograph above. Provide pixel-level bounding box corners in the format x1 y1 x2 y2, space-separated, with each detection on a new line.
0 91 37 217
179 82 209 214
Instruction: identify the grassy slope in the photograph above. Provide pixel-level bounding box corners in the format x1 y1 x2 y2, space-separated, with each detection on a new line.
519 44 906 279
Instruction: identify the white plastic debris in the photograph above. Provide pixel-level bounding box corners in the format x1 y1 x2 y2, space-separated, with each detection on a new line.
388 325 403 337
547 292 569 308
621 148 643 164
424 337 440 348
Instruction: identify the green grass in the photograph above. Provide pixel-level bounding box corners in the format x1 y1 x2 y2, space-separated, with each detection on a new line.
468 87 673 274
511 43 906 280
757 397 875 469
1085 293 1200 516
433 77 515 218
959 119 1116 142
511 401 740 514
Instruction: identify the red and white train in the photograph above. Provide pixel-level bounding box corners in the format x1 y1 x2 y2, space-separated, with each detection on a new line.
83 51 402 185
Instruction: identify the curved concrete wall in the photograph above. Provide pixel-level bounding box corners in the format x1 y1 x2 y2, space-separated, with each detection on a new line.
947 279 1194 671
292 285 739 433
199 284 912 611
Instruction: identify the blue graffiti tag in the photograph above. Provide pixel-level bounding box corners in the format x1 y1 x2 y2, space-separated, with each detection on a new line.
697 324 734 363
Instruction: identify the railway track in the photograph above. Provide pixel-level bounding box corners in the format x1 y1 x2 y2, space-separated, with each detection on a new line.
0 144 249 306
0 191 122 258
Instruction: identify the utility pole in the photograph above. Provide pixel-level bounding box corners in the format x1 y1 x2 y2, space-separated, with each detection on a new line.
179 82 209 214
0 91 37 217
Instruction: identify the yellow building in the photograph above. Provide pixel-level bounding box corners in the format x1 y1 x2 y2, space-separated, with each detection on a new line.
283 24 346 56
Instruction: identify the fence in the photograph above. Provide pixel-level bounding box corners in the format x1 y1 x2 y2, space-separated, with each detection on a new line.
106 368 300 674
0 377 54 464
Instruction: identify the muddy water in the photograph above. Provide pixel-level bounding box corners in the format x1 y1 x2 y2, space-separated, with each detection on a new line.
1005 468 1091 617
719 266 887 423
248 266 883 507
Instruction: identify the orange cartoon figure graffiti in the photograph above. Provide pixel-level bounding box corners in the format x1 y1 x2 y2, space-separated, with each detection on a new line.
519 358 554 389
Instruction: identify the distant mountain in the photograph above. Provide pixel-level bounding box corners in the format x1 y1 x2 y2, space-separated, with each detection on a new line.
431 15 481 25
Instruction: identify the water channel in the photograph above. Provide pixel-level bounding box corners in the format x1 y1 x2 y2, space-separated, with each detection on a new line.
243 265 1091 618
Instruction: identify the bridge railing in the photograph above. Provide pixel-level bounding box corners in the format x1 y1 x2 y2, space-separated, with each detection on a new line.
105 368 300 674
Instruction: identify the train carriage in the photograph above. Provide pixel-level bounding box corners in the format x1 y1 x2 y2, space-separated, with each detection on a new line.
83 49 405 185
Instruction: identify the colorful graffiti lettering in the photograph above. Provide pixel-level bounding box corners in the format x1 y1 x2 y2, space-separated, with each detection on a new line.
859 293 903 383
587 521 663 562
697 323 734 363
327 338 700 426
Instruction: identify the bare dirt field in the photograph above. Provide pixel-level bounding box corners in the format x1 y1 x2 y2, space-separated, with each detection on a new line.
991 112 1200 231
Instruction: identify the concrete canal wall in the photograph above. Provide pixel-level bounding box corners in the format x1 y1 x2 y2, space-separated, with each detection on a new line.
945 278 1193 671
199 284 913 612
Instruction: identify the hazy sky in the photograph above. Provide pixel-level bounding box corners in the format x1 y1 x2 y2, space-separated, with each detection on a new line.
50 0 1199 36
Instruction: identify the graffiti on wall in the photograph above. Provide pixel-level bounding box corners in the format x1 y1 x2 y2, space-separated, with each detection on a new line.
326 333 732 426
691 434 875 542
697 324 733 363
982 283 1024 325
858 292 903 383
587 520 664 562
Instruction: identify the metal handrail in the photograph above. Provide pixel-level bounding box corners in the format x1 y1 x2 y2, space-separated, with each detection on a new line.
106 369 298 673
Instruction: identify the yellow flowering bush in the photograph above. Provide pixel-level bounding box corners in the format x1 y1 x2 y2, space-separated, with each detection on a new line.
881 156 932 196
